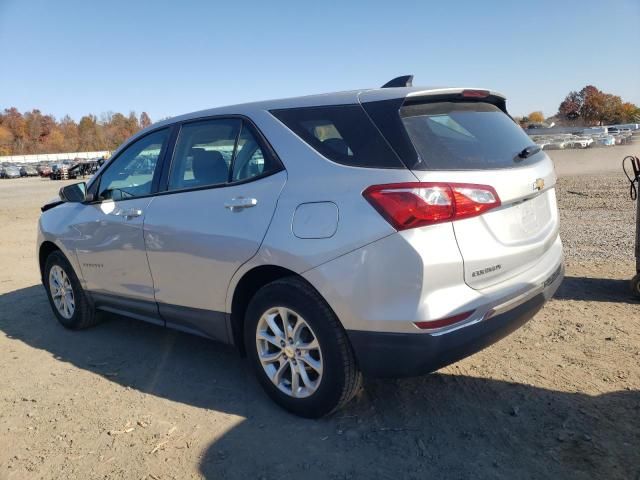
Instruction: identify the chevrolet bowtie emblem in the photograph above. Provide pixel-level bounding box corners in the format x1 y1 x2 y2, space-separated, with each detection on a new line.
533 178 545 191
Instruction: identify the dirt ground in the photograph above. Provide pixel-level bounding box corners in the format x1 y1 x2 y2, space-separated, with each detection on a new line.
1 149 639 480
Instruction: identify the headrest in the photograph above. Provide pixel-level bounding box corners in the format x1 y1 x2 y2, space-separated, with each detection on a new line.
191 149 228 185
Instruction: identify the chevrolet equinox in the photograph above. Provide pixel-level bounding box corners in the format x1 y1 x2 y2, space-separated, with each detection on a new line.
38 76 564 417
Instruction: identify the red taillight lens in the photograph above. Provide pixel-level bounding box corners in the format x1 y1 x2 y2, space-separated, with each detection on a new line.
363 182 500 231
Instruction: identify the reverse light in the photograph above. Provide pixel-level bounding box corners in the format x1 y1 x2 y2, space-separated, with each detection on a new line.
362 182 500 231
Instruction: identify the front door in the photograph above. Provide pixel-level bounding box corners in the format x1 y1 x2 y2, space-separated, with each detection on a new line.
143 118 286 340
72 128 170 316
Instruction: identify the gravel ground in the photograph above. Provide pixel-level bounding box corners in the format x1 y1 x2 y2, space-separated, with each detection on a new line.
0 151 639 480
556 174 636 263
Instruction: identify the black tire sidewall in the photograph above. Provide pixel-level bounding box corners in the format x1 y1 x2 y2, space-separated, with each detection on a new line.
245 279 350 418
632 275 640 298
44 251 85 328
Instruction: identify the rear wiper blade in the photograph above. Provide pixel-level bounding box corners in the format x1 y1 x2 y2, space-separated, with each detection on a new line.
517 145 541 159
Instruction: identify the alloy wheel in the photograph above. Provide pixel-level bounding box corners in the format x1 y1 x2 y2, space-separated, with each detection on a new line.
49 265 75 319
255 307 323 398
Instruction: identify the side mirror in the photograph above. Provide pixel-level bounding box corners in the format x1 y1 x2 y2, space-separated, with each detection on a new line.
59 182 88 203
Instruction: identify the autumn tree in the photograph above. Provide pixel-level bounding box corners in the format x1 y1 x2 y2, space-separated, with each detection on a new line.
0 125 14 156
0 108 153 155
557 85 639 125
527 111 545 124
140 111 151 129
78 115 99 151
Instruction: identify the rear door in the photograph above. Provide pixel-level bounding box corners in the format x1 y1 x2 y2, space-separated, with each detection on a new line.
370 96 559 290
143 118 286 341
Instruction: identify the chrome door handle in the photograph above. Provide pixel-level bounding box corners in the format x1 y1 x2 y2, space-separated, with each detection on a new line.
122 208 143 220
224 197 257 212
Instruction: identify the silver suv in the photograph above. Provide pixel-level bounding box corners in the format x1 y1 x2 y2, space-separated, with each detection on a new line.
37 77 564 417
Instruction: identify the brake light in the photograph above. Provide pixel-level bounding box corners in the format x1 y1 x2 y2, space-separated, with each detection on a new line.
362 182 500 231
462 89 490 98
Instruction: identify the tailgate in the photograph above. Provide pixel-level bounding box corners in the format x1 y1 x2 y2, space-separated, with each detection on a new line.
411 160 559 289
384 95 561 289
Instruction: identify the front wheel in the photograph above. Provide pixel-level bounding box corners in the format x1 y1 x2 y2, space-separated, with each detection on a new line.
244 277 362 418
44 250 99 329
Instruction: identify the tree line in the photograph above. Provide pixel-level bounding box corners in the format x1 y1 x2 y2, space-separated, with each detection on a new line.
0 108 152 156
3 84 638 156
557 85 639 126
516 85 639 128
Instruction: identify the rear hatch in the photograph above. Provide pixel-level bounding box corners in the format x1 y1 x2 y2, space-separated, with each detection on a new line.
363 91 559 290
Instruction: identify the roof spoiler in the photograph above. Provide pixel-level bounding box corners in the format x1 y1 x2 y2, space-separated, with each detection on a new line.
381 75 413 88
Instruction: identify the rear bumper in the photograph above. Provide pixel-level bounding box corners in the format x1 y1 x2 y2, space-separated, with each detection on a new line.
347 264 563 377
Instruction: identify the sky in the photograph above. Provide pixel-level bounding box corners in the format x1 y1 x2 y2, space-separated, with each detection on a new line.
1 0 639 122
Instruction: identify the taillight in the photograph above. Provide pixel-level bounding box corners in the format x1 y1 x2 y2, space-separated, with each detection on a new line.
362 182 500 231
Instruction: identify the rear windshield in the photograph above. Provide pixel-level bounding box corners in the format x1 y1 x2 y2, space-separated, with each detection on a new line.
400 102 539 170
271 105 404 169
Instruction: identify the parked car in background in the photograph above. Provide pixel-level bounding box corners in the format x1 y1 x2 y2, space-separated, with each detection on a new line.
596 135 616 146
50 164 68 180
37 165 52 177
568 136 593 149
68 160 100 178
3 166 21 179
37 80 564 417
544 137 569 150
20 165 39 177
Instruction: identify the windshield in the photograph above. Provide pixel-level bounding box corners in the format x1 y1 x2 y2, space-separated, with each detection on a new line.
400 101 539 170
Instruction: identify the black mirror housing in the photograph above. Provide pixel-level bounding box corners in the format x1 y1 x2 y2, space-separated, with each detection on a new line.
59 182 88 203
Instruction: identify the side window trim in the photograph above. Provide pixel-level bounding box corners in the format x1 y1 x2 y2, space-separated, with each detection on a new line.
156 125 181 193
227 121 242 183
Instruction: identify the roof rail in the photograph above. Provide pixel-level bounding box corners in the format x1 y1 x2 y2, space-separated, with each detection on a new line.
381 75 414 88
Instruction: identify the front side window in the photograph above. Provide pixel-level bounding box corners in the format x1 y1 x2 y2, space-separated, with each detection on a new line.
98 128 169 200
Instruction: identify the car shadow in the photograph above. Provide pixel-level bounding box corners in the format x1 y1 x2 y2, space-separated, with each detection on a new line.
0 285 638 479
554 275 640 304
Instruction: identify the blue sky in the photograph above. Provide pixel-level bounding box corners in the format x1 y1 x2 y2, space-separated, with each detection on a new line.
1 0 639 121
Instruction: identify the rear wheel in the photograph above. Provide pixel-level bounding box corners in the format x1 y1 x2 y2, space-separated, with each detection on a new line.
44 250 98 329
244 277 362 418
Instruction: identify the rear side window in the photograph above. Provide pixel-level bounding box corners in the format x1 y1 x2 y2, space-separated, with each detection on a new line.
231 125 268 181
167 119 280 191
400 102 538 170
169 119 240 190
271 105 404 169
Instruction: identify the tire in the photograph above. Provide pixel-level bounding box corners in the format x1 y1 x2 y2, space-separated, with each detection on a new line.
244 277 362 418
631 274 640 299
44 250 99 329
